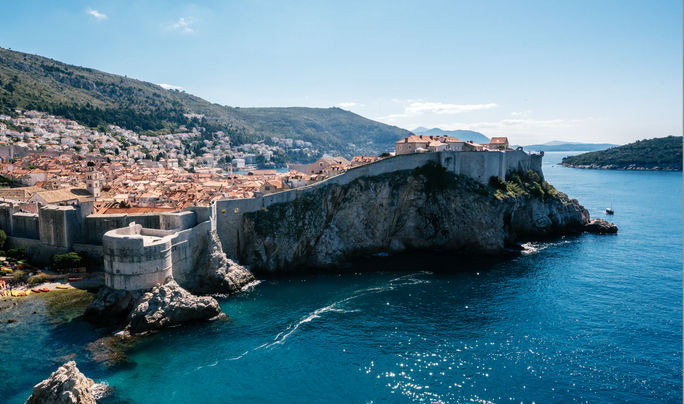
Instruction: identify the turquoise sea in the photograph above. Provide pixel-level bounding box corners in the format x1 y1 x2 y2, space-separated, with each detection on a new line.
1 152 682 403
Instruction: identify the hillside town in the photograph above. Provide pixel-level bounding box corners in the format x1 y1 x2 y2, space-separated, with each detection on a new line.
0 110 511 213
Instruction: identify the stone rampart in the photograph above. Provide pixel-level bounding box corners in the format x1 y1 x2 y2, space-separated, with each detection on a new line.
215 150 543 257
0 149 543 273
12 212 39 239
102 224 175 290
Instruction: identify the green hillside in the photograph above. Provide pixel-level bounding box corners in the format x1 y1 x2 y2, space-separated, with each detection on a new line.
0 47 410 156
561 136 682 170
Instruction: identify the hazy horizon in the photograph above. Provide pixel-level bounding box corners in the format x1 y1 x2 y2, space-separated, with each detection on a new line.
0 0 681 145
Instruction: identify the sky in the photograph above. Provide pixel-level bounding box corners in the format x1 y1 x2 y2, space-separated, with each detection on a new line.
0 0 681 145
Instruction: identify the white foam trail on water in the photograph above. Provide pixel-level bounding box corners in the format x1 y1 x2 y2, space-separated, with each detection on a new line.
203 271 432 366
240 279 262 292
91 382 112 400
261 271 433 349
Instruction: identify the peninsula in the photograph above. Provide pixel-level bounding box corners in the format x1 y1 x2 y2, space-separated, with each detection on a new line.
561 136 683 171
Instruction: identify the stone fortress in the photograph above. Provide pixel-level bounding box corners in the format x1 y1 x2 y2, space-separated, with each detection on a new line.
0 149 543 291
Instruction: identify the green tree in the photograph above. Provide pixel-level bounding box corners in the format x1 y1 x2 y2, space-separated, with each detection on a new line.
51 252 83 270
0 229 6 250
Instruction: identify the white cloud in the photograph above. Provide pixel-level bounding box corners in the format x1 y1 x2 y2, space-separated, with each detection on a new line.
465 118 585 131
510 110 532 117
86 8 107 21
379 100 498 122
172 17 195 33
405 102 498 115
431 118 590 144
336 102 357 108
158 83 184 91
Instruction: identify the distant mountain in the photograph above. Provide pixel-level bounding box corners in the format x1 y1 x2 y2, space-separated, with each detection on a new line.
0 47 410 157
561 136 682 171
412 127 489 144
523 141 618 152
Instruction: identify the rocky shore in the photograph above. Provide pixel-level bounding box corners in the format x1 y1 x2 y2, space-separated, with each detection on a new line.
86 279 225 335
26 361 97 404
125 279 224 334
238 164 616 272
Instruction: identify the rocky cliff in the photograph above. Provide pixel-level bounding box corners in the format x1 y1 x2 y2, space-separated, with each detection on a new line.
26 361 96 404
238 163 603 272
125 279 224 334
191 230 255 295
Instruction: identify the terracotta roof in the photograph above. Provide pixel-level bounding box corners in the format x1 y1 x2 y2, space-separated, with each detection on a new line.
0 185 45 201
490 137 509 144
31 188 92 204
396 135 463 144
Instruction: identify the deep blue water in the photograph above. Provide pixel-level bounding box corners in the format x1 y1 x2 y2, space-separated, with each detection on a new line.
1 152 681 403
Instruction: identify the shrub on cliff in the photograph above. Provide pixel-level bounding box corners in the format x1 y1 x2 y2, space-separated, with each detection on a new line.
0 229 6 249
51 252 83 270
415 162 489 196
7 246 26 260
493 170 559 201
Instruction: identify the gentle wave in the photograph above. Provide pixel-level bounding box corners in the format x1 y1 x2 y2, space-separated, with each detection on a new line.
210 272 433 367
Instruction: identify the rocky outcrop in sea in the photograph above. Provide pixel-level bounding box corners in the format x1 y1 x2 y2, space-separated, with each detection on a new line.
125 279 224 334
26 361 96 404
584 218 619 234
237 164 615 272
192 230 256 294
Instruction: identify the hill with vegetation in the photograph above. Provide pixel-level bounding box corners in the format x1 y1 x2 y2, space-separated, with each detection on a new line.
561 136 682 171
412 127 489 144
0 47 410 157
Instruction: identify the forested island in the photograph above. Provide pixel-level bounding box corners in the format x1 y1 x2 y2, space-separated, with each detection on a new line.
561 136 682 171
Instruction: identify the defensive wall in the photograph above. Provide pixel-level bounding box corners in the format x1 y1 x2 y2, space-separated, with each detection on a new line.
103 224 175 290
102 205 216 290
0 201 211 264
214 149 543 258
0 149 542 290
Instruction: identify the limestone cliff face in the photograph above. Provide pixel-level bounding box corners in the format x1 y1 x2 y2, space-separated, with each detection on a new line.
26 361 96 404
191 230 255 295
238 164 591 272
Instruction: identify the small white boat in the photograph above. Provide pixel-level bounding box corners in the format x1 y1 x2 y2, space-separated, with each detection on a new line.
606 202 614 215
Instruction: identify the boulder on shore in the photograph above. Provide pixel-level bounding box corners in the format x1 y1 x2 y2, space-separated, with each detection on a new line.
584 218 618 234
26 361 96 404
125 279 223 334
84 287 143 323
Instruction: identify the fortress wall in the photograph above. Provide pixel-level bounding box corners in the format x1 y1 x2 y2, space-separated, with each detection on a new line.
215 198 263 259
6 236 68 264
83 214 128 244
184 206 211 224
160 211 197 230
457 151 505 183
84 213 162 245
213 151 541 256
72 243 104 268
103 225 173 290
0 204 14 235
531 153 544 178
169 220 212 288
12 212 39 239
39 206 80 248
1 149 542 271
